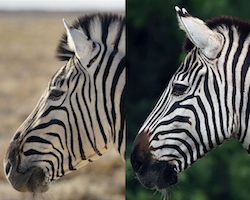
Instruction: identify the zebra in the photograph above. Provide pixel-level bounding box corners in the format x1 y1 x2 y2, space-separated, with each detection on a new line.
4 13 125 193
131 6 250 191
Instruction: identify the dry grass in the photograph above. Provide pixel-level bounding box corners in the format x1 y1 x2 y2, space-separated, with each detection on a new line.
0 11 125 200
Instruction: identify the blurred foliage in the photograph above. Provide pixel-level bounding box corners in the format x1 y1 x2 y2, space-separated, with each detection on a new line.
126 0 250 199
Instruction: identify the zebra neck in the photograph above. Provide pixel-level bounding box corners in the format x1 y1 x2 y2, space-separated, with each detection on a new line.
217 28 250 152
76 54 126 158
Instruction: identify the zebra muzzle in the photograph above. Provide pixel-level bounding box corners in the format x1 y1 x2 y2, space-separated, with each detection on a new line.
4 141 50 193
131 151 178 189
5 160 50 193
131 131 178 189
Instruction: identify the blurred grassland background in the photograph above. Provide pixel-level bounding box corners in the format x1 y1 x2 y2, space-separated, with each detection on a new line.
0 11 124 200
127 0 250 200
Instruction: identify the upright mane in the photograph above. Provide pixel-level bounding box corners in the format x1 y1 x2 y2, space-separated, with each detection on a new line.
56 13 125 61
183 16 250 52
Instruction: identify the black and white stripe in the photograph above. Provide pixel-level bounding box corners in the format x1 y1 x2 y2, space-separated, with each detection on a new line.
4 13 125 192
131 7 250 190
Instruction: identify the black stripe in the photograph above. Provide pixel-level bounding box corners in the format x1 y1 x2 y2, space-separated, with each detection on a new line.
102 48 120 138
232 34 244 113
87 43 101 68
46 132 65 150
118 88 125 153
241 87 250 143
224 28 233 129
152 144 188 170
239 45 250 140
211 70 225 143
111 57 125 145
196 95 213 149
68 72 81 158
114 17 125 50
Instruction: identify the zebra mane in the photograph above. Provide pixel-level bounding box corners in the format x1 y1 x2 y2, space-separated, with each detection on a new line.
183 16 250 52
56 13 125 61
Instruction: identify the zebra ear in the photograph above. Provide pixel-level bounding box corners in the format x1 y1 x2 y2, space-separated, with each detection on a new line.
175 6 223 59
63 19 92 59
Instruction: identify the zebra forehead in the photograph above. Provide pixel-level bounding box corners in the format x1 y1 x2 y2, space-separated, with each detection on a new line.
183 16 250 52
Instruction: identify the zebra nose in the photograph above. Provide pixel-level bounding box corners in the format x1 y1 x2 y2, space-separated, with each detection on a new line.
130 130 151 172
130 144 145 174
131 130 178 189
5 131 21 177
5 161 12 176
4 142 18 177
4 143 50 192
131 130 156 188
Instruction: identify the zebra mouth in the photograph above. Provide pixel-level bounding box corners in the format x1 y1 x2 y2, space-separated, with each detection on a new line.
26 166 51 193
5 160 51 193
134 161 178 190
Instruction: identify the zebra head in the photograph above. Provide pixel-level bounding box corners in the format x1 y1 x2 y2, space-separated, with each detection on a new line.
4 14 125 193
131 7 244 190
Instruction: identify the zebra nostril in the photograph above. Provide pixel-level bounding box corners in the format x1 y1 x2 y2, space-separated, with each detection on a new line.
132 160 143 173
5 161 11 175
131 130 151 174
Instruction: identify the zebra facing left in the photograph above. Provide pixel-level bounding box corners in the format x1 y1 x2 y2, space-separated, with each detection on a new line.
4 13 125 193
131 7 250 191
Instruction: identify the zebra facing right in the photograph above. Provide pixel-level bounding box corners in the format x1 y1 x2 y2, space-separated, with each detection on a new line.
131 6 250 190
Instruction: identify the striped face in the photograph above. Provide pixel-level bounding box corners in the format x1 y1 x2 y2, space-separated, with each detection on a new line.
4 14 125 193
131 7 239 191
131 48 221 190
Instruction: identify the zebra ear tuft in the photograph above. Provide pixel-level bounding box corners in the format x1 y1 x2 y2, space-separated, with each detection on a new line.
175 6 223 59
62 19 92 59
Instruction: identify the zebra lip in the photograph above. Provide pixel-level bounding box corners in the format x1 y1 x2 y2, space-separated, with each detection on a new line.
5 164 50 193
135 161 178 190
26 166 51 193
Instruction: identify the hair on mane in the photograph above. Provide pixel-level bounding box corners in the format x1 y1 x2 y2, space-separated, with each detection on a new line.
56 13 125 61
183 16 250 52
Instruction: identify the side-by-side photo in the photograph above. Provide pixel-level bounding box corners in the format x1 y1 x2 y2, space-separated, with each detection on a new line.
3 1 250 200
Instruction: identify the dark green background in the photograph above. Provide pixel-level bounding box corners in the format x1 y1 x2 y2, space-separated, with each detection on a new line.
126 0 250 199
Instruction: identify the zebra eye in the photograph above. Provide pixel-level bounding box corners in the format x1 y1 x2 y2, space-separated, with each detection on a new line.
92 42 96 49
48 89 65 101
172 83 189 96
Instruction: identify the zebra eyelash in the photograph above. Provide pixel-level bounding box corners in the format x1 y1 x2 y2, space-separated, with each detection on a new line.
172 83 189 96
48 89 65 101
